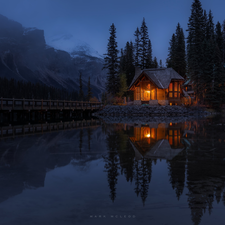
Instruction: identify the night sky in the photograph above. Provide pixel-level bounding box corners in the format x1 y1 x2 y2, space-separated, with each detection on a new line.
0 0 224 64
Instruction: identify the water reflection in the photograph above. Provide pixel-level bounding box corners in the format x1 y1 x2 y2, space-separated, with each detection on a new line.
129 123 184 160
102 118 225 225
0 117 225 225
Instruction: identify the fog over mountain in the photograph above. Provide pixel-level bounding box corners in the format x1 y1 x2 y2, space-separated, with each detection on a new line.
0 14 107 99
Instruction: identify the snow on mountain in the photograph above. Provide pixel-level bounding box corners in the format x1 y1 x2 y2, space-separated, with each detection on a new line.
47 34 104 59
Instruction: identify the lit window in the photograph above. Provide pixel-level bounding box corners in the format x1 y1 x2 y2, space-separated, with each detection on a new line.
174 82 178 91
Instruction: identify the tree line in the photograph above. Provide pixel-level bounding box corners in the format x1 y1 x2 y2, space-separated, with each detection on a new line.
103 18 161 99
167 0 225 108
0 74 94 101
0 77 79 100
103 0 225 109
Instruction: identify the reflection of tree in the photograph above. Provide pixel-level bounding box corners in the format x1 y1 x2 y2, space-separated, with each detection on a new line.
134 158 152 205
168 152 186 200
79 129 83 155
184 117 225 225
104 132 120 202
119 140 135 183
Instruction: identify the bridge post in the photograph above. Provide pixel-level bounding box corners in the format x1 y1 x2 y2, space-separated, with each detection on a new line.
23 98 25 110
1 97 2 110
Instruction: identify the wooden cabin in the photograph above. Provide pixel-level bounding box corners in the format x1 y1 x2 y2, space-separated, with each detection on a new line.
129 68 184 105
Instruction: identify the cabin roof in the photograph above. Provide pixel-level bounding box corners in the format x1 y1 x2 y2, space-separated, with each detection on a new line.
129 68 184 89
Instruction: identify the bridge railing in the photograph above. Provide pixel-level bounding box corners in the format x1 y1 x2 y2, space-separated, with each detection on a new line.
0 98 103 110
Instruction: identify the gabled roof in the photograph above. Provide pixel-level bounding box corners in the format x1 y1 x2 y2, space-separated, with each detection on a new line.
129 68 184 89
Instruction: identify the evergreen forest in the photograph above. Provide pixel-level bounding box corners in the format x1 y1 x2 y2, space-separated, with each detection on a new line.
103 0 225 109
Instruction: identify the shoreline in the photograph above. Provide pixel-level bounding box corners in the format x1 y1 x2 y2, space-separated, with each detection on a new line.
93 105 212 117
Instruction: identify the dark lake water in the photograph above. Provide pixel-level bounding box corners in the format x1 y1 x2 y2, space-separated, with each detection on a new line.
0 116 225 225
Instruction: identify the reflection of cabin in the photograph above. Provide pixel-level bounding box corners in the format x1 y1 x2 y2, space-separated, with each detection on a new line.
129 68 184 105
129 123 184 160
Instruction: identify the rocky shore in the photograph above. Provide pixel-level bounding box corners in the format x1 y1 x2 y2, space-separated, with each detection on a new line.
93 105 210 117
92 105 213 124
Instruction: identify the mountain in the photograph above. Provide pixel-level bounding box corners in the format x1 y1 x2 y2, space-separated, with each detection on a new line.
47 34 104 59
0 14 107 99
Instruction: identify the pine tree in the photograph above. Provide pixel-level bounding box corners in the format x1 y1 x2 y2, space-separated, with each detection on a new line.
117 73 128 97
146 39 153 68
175 24 186 78
159 59 162 68
167 33 176 68
206 10 214 41
153 57 158 68
212 44 225 108
125 41 135 86
140 18 149 69
87 76 92 101
119 42 135 87
134 27 141 67
215 22 223 59
79 71 84 101
202 37 215 105
222 20 225 65
187 0 205 102
119 48 125 73
103 23 120 96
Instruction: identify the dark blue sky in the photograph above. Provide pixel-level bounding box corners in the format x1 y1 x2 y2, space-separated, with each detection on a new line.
0 0 225 65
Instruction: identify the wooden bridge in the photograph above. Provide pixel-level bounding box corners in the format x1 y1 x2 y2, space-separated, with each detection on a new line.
0 98 103 111
0 98 103 123
0 119 101 139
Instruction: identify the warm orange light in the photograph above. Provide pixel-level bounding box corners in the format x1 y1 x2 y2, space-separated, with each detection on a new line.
146 134 151 138
170 123 172 126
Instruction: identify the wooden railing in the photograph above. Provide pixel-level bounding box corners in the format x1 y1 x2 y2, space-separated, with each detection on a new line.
0 119 101 139
0 98 103 111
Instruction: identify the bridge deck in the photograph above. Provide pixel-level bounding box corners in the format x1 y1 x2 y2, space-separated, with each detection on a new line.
0 98 103 111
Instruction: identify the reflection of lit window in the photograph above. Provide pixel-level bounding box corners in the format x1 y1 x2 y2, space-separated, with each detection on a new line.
174 136 178 147
169 137 173 145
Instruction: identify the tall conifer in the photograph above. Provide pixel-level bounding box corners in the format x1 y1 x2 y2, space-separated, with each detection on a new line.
140 18 149 69
222 20 225 65
134 27 141 67
103 23 120 96
146 39 153 68
187 0 205 101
